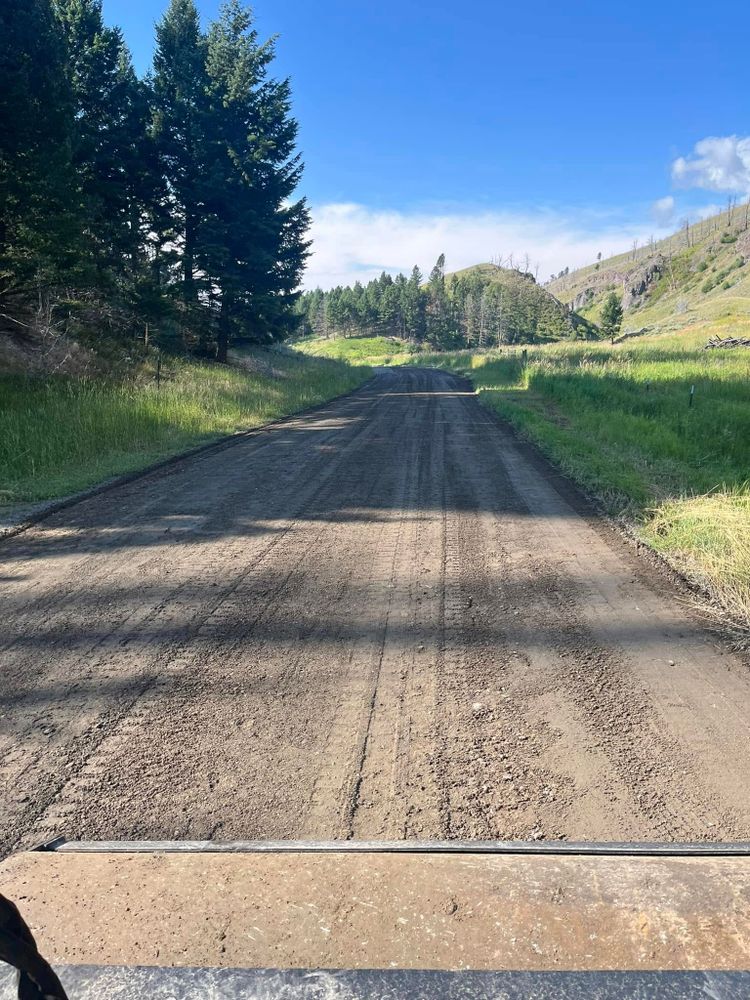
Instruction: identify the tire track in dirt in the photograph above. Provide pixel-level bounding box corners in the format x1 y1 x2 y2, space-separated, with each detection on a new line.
0 379 390 852
2 367 750 853
10 386 403 850
301 389 421 839
347 399 447 839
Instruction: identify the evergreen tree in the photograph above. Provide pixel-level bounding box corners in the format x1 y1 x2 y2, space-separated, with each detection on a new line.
600 291 623 342
152 0 210 307
202 1 310 360
0 0 78 293
1 0 310 355
111 51 163 271
404 266 425 341
56 0 148 284
463 291 480 346
392 273 408 337
379 277 401 336
426 253 446 338
426 253 459 348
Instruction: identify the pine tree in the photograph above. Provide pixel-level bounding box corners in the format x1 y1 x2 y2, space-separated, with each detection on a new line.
111 50 160 270
600 291 623 343
2 0 309 355
426 253 458 348
117 61 176 345
464 292 480 346
393 273 408 338
379 279 401 337
0 0 78 294
152 0 210 308
404 266 425 341
56 0 147 284
202 0 309 360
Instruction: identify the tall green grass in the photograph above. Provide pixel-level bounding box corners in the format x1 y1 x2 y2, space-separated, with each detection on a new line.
649 488 750 624
413 338 750 630
0 350 371 504
295 335 415 365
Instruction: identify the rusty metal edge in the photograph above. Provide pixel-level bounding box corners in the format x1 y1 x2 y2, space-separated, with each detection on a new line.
37 839 750 856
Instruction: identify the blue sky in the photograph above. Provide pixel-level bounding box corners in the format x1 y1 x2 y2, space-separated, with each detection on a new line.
104 0 750 287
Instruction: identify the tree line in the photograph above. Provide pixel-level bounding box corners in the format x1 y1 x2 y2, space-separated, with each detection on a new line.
0 0 309 362
299 255 589 349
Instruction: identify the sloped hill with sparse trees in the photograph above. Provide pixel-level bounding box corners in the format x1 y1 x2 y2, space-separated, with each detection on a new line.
548 204 750 341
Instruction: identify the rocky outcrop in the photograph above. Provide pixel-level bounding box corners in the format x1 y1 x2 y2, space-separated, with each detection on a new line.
621 255 664 309
572 288 595 311
736 229 750 261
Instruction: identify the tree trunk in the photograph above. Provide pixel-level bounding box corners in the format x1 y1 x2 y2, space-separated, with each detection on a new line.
184 216 196 305
217 292 231 363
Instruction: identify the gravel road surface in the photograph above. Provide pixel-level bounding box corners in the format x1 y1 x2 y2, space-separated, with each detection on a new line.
2 367 749 854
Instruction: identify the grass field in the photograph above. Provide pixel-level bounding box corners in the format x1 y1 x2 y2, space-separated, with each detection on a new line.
0 349 371 505
412 332 750 632
295 334 416 365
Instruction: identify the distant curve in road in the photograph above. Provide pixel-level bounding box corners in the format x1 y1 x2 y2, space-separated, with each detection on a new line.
2 366 749 855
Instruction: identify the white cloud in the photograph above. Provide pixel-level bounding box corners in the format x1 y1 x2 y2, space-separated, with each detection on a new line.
695 202 724 220
651 195 675 227
671 136 750 194
304 203 670 289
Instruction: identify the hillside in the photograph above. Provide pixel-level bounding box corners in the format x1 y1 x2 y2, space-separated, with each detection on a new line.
446 262 595 340
548 206 750 339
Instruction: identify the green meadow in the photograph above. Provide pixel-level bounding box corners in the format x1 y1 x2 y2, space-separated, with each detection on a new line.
295 334 415 366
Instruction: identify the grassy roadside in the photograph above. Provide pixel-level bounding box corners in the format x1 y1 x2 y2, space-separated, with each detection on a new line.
0 349 371 505
411 334 750 635
295 334 417 366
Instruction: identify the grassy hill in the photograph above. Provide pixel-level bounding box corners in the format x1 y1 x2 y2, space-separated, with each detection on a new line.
548 206 750 343
447 262 596 340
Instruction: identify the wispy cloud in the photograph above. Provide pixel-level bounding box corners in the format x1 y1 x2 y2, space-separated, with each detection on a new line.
304 203 670 289
695 202 725 220
651 195 675 227
672 136 750 195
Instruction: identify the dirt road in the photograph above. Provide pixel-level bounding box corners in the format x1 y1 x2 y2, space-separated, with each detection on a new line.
2 367 749 854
